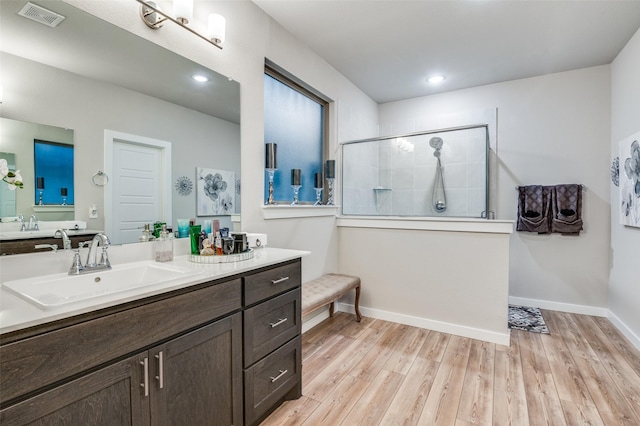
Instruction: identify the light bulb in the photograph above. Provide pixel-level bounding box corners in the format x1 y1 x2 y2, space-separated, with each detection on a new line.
173 0 193 24
208 13 226 44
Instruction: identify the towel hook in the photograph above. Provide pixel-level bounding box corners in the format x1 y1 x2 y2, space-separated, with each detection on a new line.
92 171 109 186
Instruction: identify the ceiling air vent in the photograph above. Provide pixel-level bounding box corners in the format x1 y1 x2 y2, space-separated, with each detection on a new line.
18 2 65 28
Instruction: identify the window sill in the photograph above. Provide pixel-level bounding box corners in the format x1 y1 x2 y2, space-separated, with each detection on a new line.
262 205 339 220
32 205 74 213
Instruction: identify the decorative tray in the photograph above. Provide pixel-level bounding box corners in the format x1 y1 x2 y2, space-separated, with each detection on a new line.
187 249 254 264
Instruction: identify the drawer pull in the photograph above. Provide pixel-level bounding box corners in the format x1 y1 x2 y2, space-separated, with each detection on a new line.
270 369 288 383
269 317 288 328
155 351 164 389
271 276 290 285
140 357 149 397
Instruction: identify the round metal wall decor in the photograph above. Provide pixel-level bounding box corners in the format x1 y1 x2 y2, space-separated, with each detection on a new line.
175 176 193 195
611 157 620 187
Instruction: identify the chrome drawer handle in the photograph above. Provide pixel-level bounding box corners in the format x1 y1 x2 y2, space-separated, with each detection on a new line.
269 318 288 328
271 276 290 285
270 369 288 383
155 351 164 389
140 357 149 397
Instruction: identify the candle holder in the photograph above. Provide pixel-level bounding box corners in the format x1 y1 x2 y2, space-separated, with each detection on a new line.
291 185 301 206
326 178 335 205
61 188 68 205
38 191 44 206
61 196 67 206
314 187 323 205
265 168 277 205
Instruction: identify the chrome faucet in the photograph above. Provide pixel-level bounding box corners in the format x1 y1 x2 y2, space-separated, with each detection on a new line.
54 229 72 250
20 214 39 231
68 233 112 275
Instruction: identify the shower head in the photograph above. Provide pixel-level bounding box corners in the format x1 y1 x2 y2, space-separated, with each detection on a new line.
429 137 443 150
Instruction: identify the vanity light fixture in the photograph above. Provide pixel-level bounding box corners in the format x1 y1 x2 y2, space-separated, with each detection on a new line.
427 75 446 84
137 0 225 50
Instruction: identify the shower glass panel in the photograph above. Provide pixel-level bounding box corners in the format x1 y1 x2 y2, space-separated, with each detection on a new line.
341 125 489 217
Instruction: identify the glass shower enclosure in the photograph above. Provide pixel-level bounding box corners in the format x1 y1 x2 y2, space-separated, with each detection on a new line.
341 125 490 218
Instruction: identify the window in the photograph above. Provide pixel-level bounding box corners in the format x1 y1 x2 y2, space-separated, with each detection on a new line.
264 64 328 204
34 140 74 205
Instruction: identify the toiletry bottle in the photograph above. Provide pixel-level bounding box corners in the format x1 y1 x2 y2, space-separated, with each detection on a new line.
189 225 201 255
139 224 152 242
155 225 173 262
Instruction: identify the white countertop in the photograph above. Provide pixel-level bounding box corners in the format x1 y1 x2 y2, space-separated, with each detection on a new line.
0 247 309 335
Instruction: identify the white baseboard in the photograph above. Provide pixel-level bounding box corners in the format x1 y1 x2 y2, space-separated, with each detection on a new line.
508 296 609 317
607 311 640 351
337 302 510 346
301 308 331 334
301 300 638 351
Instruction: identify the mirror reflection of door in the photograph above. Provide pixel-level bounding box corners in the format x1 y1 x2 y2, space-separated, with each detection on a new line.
104 130 172 245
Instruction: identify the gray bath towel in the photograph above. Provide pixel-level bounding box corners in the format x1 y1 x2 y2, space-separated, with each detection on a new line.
551 184 583 235
516 185 551 233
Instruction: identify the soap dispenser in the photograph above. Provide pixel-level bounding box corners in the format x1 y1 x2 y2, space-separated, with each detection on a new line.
155 224 173 262
139 224 154 242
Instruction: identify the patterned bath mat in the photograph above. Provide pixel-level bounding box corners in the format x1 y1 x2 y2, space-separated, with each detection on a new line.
508 305 550 334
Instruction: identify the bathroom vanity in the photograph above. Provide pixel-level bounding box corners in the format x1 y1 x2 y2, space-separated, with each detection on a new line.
0 248 306 425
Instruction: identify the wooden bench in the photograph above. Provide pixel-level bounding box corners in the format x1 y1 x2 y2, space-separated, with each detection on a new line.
301 273 362 322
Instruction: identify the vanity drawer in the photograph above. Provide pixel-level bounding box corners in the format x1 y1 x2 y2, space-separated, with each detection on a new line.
0 278 242 405
243 288 301 367
244 335 301 426
243 260 301 306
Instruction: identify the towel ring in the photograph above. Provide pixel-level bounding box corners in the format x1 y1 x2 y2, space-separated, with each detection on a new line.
92 171 109 186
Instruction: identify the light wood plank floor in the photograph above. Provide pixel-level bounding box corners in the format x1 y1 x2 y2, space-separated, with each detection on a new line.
261 310 640 425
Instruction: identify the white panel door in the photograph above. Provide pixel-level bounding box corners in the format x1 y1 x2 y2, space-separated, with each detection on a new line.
112 142 162 244
104 130 172 245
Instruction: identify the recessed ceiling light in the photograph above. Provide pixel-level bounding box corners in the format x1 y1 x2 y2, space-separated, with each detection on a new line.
427 75 446 84
192 74 209 83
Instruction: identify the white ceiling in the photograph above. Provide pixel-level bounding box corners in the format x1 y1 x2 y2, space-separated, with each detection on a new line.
253 0 640 103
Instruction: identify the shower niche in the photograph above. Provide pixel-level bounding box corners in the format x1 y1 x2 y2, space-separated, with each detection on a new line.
341 125 490 218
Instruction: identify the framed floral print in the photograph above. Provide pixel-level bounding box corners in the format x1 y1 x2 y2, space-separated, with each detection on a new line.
619 131 640 227
196 167 235 216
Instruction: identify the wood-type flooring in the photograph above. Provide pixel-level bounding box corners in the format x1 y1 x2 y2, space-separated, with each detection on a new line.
261 310 640 425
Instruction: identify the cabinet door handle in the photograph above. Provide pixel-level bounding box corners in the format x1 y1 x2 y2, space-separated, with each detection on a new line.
270 369 288 383
155 351 164 389
140 358 149 397
269 318 288 328
270 276 290 285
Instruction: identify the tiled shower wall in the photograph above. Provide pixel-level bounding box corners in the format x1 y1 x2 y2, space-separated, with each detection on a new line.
342 126 488 217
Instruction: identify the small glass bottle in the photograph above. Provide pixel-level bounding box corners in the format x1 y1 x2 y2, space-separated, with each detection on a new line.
155 224 173 262
139 224 152 242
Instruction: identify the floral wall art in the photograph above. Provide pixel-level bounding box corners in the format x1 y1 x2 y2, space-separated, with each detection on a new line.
196 167 235 216
619 131 640 227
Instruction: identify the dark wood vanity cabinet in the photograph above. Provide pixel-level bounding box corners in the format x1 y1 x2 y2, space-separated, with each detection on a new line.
0 315 242 426
0 258 303 426
242 261 303 425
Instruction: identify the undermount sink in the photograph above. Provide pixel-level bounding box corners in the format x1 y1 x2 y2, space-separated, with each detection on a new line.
3 261 204 310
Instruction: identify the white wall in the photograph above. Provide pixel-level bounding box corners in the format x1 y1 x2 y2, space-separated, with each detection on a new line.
61 0 379 281
379 66 612 313
610 27 640 344
338 222 512 345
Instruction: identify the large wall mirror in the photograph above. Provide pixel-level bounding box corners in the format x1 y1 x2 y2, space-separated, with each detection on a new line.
0 0 240 247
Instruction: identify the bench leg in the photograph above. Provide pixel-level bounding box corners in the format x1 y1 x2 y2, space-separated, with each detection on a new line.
354 284 362 322
329 302 335 317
